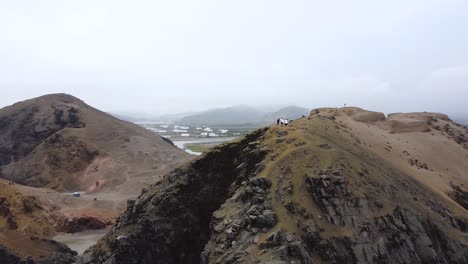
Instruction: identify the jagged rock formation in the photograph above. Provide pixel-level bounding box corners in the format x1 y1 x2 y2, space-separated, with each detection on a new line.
77 107 468 264
78 130 268 264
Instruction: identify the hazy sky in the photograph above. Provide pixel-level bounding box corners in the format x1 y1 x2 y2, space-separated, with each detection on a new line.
1 0 467 116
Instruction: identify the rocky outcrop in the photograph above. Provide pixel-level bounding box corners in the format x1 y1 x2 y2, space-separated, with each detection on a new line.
429 118 468 150
56 214 113 233
304 170 468 264
35 238 78 264
200 176 278 263
450 184 468 210
300 206 468 264
0 239 77 264
306 173 370 227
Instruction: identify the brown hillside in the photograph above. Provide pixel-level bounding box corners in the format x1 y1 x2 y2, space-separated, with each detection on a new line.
0 93 191 191
0 179 77 262
78 106 468 264
0 94 193 263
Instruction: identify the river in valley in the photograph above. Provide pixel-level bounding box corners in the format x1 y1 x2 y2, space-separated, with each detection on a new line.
172 137 238 155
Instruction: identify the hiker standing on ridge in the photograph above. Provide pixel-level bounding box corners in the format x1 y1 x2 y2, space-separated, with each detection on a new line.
277 118 280 126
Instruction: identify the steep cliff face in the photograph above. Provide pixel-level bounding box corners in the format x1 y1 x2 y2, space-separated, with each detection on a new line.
78 108 468 264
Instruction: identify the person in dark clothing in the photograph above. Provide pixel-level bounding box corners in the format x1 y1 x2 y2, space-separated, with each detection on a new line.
277 118 280 125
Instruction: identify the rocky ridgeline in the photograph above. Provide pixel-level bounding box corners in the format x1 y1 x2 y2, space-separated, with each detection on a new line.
428 118 468 150
77 129 269 264
202 165 468 263
70 108 468 264
306 171 369 227
201 176 278 263
302 170 468 264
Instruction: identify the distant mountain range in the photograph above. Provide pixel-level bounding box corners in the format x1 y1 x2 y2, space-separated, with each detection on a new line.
179 105 264 125
113 105 310 125
262 106 310 123
111 112 196 123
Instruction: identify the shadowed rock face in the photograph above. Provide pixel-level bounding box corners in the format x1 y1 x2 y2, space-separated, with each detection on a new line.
77 129 268 264
56 215 113 234
0 239 77 264
305 175 467 263
0 98 84 167
0 243 20 264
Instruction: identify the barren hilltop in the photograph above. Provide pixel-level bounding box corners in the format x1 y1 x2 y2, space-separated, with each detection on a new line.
77 107 468 264
0 94 192 263
0 93 191 191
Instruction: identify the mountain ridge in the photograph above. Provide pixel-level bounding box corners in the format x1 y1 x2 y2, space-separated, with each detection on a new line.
77 106 468 264
179 105 309 125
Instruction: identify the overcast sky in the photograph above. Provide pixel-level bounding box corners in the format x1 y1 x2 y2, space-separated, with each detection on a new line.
0 0 467 116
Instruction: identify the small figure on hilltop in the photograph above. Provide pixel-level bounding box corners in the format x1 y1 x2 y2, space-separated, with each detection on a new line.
277 118 280 126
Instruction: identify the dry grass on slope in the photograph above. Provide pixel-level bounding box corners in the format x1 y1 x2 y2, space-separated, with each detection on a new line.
254 113 468 247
